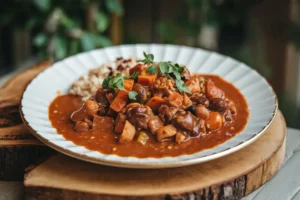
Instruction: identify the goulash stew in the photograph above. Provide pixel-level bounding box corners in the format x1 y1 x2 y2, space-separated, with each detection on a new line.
49 53 249 158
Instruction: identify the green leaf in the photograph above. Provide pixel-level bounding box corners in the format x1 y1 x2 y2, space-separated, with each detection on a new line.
174 64 184 72
143 52 154 62
95 35 112 47
54 35 67 60
33 0 51 12
141 52 154 64
81 32 96 51
127 71 139 79
175 79 191 94
33 33 48 47
146 65 158 74
96 12 109 33
128 91 138 100
60 14 76 28
159 62 170 73
70 39 80 55
105 0 124 16
112 73 125 90
103 73 125 90
102 76 114 89
148 54 154 61
173 70 181 80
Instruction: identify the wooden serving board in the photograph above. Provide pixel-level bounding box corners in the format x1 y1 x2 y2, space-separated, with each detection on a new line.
0 61 53 180
24 112 286 200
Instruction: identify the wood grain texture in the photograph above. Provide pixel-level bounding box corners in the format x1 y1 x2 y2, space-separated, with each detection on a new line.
24 112 286 200
0 61 53 181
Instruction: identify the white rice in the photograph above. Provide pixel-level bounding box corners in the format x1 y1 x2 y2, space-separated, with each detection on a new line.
69 57 140 101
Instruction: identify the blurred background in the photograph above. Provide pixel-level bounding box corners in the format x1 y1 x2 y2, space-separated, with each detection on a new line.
0 0 299 128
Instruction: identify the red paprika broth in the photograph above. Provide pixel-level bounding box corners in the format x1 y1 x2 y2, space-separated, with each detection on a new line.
49 75 248 158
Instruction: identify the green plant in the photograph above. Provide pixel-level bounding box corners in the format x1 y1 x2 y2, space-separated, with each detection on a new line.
0 0 124 60
158 0 245 44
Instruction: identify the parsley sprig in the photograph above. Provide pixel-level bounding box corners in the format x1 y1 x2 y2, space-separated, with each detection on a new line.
141 52 154 63
102 72 139 100
128 91 138 100
102 73 125 90
142 52 191 94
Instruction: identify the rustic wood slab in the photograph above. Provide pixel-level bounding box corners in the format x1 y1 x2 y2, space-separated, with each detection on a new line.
0 61 53 180
24 112 286 200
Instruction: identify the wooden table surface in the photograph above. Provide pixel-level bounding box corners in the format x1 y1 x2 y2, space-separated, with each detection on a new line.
1 72 300 200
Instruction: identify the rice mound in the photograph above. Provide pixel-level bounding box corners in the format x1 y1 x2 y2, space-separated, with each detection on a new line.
69 57 139 100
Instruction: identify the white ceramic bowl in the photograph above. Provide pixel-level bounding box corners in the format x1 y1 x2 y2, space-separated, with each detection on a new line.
20 44 278 168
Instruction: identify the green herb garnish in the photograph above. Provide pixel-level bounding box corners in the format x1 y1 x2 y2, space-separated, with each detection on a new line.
175 79 191 94
141 52 154 64
141 52 191 94
102 73 125 90
126 71 139 79
146 65 158 74
128 91 138 100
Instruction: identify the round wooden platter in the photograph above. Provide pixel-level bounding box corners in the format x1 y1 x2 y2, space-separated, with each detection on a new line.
0 61 53 180
24 111 286 200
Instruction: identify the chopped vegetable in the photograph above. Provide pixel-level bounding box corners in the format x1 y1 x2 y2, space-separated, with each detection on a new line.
167 92 183 108
146 96 166 111
157 124 177 142
124 79 134 91
138 74 157 86
119 120 136 144
176 131 187 144
110 90 129 112
137 131 149 145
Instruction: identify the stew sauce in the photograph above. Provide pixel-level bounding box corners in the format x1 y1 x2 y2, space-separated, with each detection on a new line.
49 75 248 158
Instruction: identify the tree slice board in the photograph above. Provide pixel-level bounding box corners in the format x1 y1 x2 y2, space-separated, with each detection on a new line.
24 112 286 200
0 61 53 180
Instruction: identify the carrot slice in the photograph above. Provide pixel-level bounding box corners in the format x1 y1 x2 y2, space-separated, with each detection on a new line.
167 92 183 108
146 96 165 111
124 79 134 91
138 74 157 86
110 90 128 112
